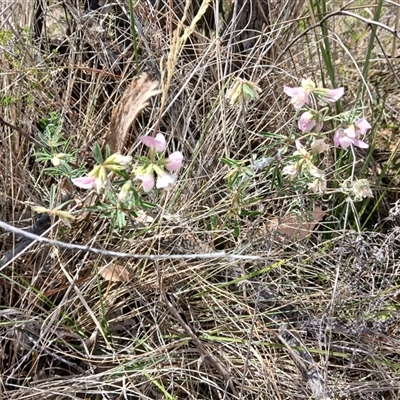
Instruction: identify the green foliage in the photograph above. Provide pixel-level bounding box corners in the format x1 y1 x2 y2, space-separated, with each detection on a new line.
302 1 389 232
34 112 83 178
0 95 16 106
0 28 12 45
92 142 112 165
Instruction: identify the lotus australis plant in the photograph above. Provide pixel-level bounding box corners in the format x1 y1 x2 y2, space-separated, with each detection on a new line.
72 134 184 196
282 139 327 183
281 76 373 198
69 133 183 230
284 78 372 150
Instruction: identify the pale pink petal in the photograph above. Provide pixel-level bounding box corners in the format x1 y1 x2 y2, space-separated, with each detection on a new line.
298 112 316 132
334 129 345 148
284 86 309 109
156 173 176 189
351 138 369 149
165 151 184 172
140 134 166 152
324 87 344 101
72 176 97 190
314 87 344 103
343 125 356 138
283 86 300 97
333 128 353 150
316 123 323 133
334 126 369 150
155 133 166 148
355 119 371 136
137 173 155 192
339 136 353 149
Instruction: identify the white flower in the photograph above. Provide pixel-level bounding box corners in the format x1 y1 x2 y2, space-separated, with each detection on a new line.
156 172 176 189
308 177 327 194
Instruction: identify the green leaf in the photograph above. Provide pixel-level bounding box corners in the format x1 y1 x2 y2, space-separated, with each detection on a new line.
117 210 127 229
48 185 57 209
221 157 244 168
242 84 256 98
92 142 104 164
105 144 111 160
233 217 240 237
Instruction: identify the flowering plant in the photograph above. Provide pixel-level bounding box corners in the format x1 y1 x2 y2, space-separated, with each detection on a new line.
68 134 184 229
73 152 133 193
72 134 184 196
136 134 184 192
284 78 371 149
333 119 371 149
284 78 344 109
281 77 373 202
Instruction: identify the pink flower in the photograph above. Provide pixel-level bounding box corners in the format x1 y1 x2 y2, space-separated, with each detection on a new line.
72 176 97 190
284 86 310 109
314 87 344 104
140 133 166 152
165 151 184 172
284 78 315 109
137 172 155 192
350 118 371 136
285 78 344 109
298 111 322 132
334 119 371 149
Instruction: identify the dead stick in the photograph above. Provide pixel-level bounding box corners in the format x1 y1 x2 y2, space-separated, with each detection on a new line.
0 115 43 147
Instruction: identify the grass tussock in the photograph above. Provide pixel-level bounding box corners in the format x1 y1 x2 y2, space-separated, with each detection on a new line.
1 1 400 399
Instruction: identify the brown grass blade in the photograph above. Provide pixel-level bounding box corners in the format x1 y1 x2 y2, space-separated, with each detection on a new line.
107 73 161 153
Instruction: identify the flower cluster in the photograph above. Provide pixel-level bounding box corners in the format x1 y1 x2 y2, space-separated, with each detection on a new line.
333 118 371 149
283 78 373 196
284 78 372 150
284 78 344 110
227 78 261 106
136 134 183 192
73 153 133 193
283 139 327 178
282 139 328 194
72 133 184 196
66 133 185 230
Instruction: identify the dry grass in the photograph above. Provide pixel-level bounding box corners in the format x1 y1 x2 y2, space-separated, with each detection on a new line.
1 1 400 399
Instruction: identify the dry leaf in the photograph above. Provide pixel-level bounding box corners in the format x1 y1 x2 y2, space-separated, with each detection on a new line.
98 264 130 282
268 206 324 240
107 74 161 153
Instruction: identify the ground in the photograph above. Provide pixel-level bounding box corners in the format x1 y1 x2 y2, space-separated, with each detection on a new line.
1 1 400 399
